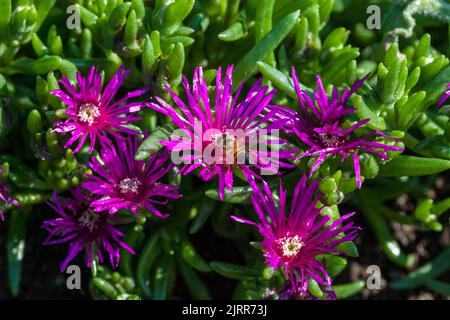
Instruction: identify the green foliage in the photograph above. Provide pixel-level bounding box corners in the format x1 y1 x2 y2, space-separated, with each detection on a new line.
0 0 449 300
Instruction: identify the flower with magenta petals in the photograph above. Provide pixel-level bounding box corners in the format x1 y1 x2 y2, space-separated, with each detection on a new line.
82 135 181 217
51 65 148 153
42 188 134 272
282 68 403 188
231 175 360 299
147 65 295 199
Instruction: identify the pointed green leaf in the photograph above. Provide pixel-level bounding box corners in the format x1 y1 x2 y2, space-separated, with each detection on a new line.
7 210 28 296
210 261 259 280
233 10 300 88
136 124 175 160
334 281 365 299
380 156 450 177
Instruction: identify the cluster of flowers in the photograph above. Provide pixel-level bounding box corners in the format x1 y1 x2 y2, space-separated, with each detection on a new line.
1 64 408 299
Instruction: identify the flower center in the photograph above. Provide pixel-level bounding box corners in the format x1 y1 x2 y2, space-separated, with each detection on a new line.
316 132 348 148
275 235 304 259
118 177 142 196
77 102 101 125
78 209 99 232
209 132 248 165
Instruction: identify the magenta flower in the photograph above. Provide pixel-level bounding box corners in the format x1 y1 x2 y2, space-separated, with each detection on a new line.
0 167 20 221
42 188 134 272
51 65 148 153
147 65 295 199
82 135 181 217
283 68 403 188
231 175 360 299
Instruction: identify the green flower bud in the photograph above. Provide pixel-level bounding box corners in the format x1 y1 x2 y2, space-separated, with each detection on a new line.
120 9 141 58
307 278 323 298
31 33 48 57
346 60 357 85
262 267 274 280
167 42 185 86
295 17 308 52
218 22 246 42
326 191 343 205
161 36 194 48
136 214 146 225
421 55 448 85
150 31 161 58
45 128 60 155
60 60 78 83
377 63 388 81
80 29 92 59
92 277 118 299
322 204 340 222
361 154 379 179
323 27 348 52
108 2 131 32
121 277 135 292
49 36 63 56
414 33 431 60
79 5 98 27
339 177 361 194
354 22 375 44
161 0 195 36
35 76 48 107
384 42 400 69
111 272 121 283
427 221 443 232
142 35 155 74
319 177 337 194
71 176 80 187
397 91 426 129
26 110 43 136
11 2 37 43
404 66 420 95
414 199 433 222
56 178 69 191
0 0 12 42
131 0 145 20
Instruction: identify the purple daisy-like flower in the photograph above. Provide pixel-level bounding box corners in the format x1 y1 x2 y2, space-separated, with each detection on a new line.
51 65 148 153
147 65 294 199
42 188 134 272
82 135 181 217
283 68 403 188
0 167 20 221
231 175 360 299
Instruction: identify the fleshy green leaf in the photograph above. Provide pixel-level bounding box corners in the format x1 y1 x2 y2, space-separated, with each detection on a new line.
334 281 365 299
7 209 28 296
233 10 300 88
209 262 259 280
380 156 450 177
